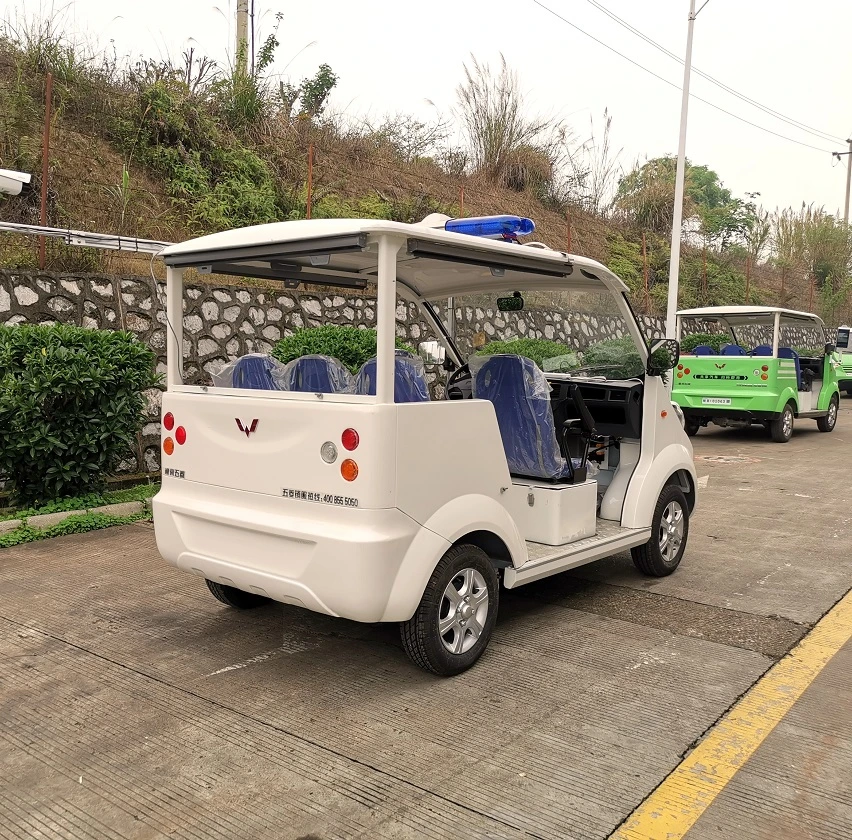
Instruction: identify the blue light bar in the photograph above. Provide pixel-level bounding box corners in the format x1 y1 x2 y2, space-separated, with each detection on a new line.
445 215 535 238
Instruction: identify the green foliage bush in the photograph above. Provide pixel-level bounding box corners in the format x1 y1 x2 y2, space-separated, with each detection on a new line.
0 510 147 549
681 332 727 353
580 336 646 379
0 325 159 505
273 325 415 374
477 338 577 369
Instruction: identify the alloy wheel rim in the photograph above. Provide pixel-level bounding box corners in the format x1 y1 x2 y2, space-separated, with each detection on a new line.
439 568 489 655
658 501 685 564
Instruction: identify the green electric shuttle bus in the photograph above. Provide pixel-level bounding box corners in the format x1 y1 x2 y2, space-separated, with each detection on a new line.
672 306 840 443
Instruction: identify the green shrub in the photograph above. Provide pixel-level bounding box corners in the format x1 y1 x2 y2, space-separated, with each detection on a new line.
477 338 577 369
273 325 415 374
0 325 159 505
581 336 646 379
681 332 727 353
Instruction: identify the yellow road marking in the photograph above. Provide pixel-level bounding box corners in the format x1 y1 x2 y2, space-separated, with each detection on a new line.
612 589 852 840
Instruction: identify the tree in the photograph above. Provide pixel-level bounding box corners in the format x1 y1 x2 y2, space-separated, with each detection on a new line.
615 156 753 247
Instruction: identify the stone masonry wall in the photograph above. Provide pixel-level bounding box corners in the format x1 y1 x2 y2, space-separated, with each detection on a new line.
1 269 667 475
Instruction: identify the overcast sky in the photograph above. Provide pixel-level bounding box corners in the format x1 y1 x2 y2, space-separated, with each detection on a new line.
7 0 851 215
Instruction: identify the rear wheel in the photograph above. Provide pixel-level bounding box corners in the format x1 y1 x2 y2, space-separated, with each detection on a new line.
206 579 270 609
631 484 689 577
817 393 839 432
769 403 795 443
684 417 701 437
400 544 499 676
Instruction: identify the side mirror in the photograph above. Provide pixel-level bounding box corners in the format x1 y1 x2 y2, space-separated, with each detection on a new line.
418 340 446 365
825 342 836 355
648 338 680 376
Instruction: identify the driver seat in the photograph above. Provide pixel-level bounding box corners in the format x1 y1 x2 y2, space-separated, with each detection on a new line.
473 355 591 483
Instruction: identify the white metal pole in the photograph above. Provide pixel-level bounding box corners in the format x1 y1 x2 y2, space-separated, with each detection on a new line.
844 138 852 226
165 267 184 388
665 0 698 342
376 236 401 404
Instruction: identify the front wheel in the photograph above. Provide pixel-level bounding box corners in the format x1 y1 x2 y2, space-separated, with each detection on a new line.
400 544 499 676
769 403 795 443
817 393 839 432
631 484 689 577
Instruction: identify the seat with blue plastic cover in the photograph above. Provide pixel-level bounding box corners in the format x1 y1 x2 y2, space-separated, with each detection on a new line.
752 345 773 356
281 354 353 394
473 355 591 482
355 351 430 402
692 345 714 355
231 354 281 390
778 346 803 390
721 344 747 356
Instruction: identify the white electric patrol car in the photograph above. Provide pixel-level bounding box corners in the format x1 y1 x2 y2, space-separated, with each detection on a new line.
153 214 696 675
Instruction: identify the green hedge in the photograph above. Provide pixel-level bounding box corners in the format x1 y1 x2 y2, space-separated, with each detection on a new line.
0 325 159 505
273 325 414 373
681 332 727 353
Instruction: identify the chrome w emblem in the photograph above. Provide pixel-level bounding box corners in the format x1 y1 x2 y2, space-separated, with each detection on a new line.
714 363 726 369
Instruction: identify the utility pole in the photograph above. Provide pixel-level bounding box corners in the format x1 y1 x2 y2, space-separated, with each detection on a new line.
235 0 249 75
666 0 710 343
832 139 852 224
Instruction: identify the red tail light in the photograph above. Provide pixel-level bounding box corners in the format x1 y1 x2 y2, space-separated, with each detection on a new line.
163 412 175 431
175 426 187 445
341 428 359 451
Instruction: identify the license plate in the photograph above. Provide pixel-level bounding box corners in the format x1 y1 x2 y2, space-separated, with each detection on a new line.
702 397 732 405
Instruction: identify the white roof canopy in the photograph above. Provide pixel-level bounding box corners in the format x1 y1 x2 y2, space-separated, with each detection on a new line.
677 305 825 328
161 218 629 299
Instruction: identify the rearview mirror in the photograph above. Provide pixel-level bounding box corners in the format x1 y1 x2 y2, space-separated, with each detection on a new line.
647 338 680 376
497 292 524 312
418 340 446 365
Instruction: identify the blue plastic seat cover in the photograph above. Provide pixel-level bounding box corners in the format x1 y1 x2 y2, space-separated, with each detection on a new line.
355 351 430 402
752 345 773 356
721 344 747 356
231 355 281 390
282 354 352 393
473 354 572 480
693 345 714 355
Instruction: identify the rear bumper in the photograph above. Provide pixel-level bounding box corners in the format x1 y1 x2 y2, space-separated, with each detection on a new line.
153 481 448 623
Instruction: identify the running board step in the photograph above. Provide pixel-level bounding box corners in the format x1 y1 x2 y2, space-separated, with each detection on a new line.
505 521 651 588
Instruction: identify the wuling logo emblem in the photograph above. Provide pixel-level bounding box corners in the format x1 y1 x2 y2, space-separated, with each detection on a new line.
714 363 726 369
235 418 259 437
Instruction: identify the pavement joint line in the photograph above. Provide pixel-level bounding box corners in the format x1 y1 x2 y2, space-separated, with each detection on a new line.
608 585 852 840
0 613 549 840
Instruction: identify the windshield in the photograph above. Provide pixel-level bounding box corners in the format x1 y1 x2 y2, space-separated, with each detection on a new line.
431 289 647 380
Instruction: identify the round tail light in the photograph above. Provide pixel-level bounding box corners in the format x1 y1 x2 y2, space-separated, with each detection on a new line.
175 426 186 445
341 428 359 451
163 437 174 456
163 412 175 431
341 459 359 481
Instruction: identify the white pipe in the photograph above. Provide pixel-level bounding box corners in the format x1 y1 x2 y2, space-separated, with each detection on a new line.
665 0 698 345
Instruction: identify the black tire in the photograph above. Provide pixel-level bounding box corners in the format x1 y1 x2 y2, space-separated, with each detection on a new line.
631 484 689 577
817 393 839 432
770 402 795 443
400 544 499 676
205 579 270 609
684 417 701 437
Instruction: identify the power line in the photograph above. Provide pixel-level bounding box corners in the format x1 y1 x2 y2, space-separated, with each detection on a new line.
583 0 845 144
530 0 836 155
